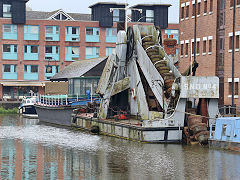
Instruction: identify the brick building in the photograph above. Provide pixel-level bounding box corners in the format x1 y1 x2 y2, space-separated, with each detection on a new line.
179 0 240 106
0 1 174 100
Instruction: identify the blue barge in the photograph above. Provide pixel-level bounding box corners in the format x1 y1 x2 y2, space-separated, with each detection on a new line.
209 117 240 152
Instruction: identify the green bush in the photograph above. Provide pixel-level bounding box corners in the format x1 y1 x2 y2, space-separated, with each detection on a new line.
0 107 18 114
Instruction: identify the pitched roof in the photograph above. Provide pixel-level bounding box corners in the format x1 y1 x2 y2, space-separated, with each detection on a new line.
51 57 108 81
26 10 91 21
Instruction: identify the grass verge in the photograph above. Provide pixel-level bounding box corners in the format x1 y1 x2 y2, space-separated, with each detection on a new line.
0 107 18 114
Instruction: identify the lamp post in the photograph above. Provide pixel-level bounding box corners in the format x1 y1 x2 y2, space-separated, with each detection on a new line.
232 0 236 107
193 0 197 76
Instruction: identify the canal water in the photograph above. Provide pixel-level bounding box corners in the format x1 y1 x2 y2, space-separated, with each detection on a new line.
0 115 240 180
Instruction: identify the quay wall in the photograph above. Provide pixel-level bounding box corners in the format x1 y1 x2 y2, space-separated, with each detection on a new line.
0 101 20 109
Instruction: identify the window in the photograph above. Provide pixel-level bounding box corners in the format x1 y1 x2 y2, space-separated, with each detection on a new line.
236 82 239 95
181 7 185 19
197 41 200 54
72 47 80 55
210 0 213 12
13 45 17 53
106 28 117 36
181 44 184 55
25 25 39 34
146 10 154 23
24 25 39 40
209 39 212 52
229 36 233 50
13 65 17 72
30 26 39 34
56 47 59 54
204 0 207 13
3 24 11 32
229 82 239 95
3 4 11 18
56 26 59 34
230 0 234 7
86 47 93 56
96 47 100 56
113 9 120 22
24 65 27 72
3 44 11 52
86 28 93 35
3 65 11 72
203 40 207 53
197 3 201 15
96 29 100 35
112 28 117 36
238 0 240 6
24 45 38 53
186 6 189 18
46 26 53 34
72 27 79 34
66 27 80 35
192 42 195 54
45 46 53 53
31 65 38 73
45 66 52 73
31 46 38 53
192 4 196 16
185 43 189 55
236 35 239 49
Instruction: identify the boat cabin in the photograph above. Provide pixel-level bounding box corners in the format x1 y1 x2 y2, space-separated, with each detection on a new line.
50 57 107 98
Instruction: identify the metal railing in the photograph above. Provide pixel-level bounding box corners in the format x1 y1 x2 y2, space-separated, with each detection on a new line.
218 105 240 117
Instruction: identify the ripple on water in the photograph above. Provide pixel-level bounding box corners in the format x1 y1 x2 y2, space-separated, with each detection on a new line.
0 125 103 151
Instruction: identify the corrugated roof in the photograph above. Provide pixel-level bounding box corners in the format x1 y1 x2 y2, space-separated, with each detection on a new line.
51 57 108 80
26 10 91 21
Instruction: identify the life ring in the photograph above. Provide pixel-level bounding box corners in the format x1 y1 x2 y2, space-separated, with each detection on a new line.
131 88 136 100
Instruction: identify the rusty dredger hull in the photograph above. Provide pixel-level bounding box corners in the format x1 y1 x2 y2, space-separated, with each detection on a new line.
72 25 220 143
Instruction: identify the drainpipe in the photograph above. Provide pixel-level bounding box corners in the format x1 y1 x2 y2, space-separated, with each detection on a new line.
193 0 197 72
232 0 236 108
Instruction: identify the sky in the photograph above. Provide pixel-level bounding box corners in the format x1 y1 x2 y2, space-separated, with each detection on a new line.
26 0 179 23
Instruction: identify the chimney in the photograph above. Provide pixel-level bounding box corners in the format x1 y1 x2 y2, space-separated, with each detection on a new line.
163 34 177 56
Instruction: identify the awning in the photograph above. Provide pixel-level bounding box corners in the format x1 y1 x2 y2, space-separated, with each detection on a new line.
0 81 46 87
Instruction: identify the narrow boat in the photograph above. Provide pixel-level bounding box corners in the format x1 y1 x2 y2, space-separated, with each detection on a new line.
18 96 38 118
35 94 99 127
209 117 240 152
35 57 107 127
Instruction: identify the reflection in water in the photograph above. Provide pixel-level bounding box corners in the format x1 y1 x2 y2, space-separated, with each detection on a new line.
0 115 240 179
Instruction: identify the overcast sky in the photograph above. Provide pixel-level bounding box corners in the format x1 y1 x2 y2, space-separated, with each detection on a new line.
26 0 179 23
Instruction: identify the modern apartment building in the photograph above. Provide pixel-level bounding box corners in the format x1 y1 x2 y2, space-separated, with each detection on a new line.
179 0 240 106
0 1 174 100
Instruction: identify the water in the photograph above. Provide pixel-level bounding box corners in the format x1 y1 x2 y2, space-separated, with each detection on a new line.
0 115 240 180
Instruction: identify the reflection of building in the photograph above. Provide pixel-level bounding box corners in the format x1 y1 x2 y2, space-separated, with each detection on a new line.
179 0 240 106
0 2 172 100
